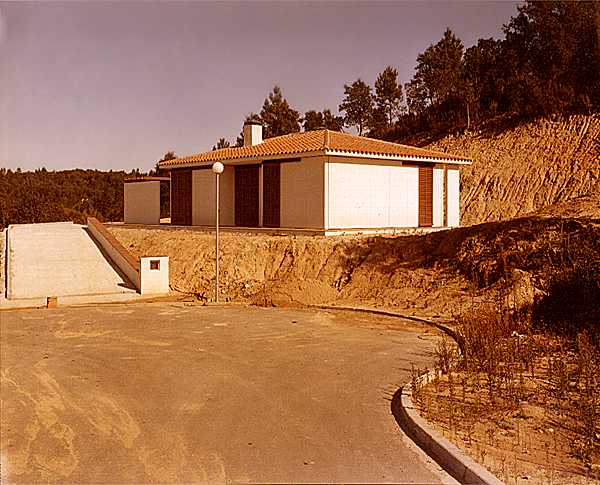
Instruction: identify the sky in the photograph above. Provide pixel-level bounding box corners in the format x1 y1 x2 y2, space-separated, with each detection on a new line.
0 1 520 172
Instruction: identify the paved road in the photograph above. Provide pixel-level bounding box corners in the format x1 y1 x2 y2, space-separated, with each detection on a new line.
1 303 450 483
7 222 136 299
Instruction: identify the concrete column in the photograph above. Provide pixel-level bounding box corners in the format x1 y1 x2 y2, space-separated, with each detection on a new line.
443 166 448 227
258 164 264 227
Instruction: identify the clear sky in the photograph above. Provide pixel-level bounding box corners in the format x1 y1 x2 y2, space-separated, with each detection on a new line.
0 1 519 172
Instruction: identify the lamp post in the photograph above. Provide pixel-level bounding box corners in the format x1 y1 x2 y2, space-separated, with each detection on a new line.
212 162 224 303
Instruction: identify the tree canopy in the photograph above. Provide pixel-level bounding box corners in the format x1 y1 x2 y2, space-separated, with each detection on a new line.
394 1 600 138
0 169 126 228
338 79 374 135
259 86 301 139
501 0 600 115
374 66 403 126
212 138 231 150
303 109 344 131
405 29 465 123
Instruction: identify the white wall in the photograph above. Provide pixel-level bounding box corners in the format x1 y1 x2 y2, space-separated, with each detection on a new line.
139 256 169 295
192 167 235 226
389 166 419 227
447 168 460 227
433 168 445 227
326 160 419 229
124 182 160 225
280 157 324 228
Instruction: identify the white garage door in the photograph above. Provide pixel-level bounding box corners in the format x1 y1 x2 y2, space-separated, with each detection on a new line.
327 162 419 229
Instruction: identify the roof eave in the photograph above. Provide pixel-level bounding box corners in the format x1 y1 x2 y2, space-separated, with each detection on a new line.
160 150 327 169
324 149 472 165
159 148 472 169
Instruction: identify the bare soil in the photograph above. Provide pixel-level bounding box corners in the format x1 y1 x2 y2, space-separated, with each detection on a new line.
427 114 600 226
416 338 600 485
105 114 600 483
108 211 600 484
108 203 599 317
0 304 447 483
109 226 472 315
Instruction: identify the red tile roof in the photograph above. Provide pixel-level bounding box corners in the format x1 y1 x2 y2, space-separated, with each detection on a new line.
159 129 471 168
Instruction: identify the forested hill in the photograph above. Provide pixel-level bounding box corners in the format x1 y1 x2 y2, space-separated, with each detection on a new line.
0 169 125 229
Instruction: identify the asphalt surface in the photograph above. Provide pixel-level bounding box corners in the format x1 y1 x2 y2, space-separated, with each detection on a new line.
0 303 450 483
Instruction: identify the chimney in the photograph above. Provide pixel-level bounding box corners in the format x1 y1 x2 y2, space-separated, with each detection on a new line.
243 120 263 147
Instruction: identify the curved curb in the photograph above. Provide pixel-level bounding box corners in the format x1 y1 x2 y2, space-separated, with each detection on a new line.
392 377 504 485
314 304 465 353
314 304 503 485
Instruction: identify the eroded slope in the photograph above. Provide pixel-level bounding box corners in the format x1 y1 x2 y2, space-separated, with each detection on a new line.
427 114 599 225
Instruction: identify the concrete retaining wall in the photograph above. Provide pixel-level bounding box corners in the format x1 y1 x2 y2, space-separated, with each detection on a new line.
87 218 169 295
5 226 13 300
88 218 140 287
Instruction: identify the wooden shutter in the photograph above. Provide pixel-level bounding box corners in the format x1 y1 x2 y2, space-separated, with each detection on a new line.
171 169 192 225
263 162 281 228
418 165 433 227
234 165 260 227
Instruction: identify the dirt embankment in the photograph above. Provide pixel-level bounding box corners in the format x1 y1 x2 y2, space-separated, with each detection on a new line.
110 114 600 314
427 114 600 225
110 227 469 315
109 211 600 317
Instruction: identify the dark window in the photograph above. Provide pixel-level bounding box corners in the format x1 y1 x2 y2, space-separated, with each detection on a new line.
171 169 192 225
263 162 281 228
418 165 433 227
234 165 260 227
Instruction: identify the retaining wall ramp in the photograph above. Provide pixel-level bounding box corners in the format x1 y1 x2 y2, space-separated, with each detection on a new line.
6 222 137 299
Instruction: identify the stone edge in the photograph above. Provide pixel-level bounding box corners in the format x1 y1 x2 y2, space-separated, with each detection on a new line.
315 304 504 485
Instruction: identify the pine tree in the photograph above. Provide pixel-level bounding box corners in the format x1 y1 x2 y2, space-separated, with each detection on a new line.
212 138 231 150
374 66 403 126
303 109 344 131
338 79 374 135
259 86 301 139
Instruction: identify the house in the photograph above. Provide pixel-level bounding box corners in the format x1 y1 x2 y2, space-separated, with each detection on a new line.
127 121 471 233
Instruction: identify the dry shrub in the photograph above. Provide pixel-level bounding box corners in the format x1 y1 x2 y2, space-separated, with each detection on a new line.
455 303 528 403
573 331 600 466
533 262 600 338
454 218 600 294
434 336 458 374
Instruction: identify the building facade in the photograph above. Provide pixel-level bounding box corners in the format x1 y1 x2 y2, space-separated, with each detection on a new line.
154 122 471 231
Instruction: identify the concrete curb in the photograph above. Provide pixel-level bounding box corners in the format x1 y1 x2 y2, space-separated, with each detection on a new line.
314 304 503 485
0 291 160 310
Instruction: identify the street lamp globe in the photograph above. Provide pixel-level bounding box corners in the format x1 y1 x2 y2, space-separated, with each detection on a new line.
212 162 224 174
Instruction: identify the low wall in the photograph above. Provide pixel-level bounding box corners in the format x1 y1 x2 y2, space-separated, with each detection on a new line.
87 218 169 295
140 257 169 295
